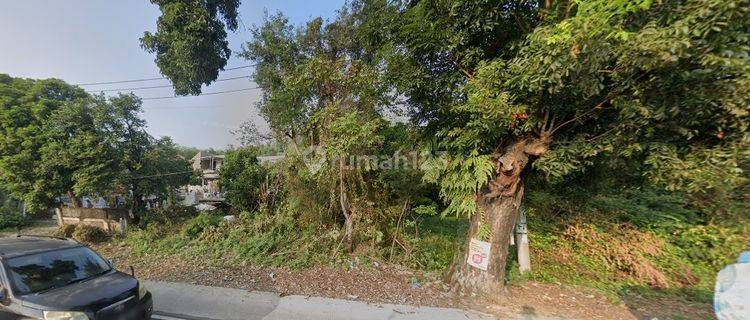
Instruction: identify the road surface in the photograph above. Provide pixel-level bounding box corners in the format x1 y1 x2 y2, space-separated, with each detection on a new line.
2 281 567 319
147 281 496 320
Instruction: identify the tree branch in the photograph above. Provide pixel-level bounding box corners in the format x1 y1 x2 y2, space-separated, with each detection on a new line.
548 69 650 135
549 98 610 135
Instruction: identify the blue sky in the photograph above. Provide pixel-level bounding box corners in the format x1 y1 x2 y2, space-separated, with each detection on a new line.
0 1 345 149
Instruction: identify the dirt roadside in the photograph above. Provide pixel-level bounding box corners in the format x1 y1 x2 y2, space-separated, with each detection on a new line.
92 241 714 320
3 222 714 320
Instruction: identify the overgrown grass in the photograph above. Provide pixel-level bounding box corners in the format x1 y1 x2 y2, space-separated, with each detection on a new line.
117 204 469 271
115 188 747 305
406 216 467 271
122 207 340 268
513 188 750 303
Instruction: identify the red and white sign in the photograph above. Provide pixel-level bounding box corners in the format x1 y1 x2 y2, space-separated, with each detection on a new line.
467 238 491 271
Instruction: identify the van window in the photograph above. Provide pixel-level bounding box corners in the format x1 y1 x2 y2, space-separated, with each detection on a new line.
5 247 111 295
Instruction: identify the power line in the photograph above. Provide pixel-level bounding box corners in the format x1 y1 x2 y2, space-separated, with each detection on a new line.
140 87 261 100
143 104 245 110
76 76 164 86
87 76 252 93
223 65 255 71
130 170 195 179
74 64 255 86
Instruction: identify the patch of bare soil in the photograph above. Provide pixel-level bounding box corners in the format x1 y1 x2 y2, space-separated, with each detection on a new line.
92 241 714 320
493 282 714 320
93 242 459 307
621 293 714 320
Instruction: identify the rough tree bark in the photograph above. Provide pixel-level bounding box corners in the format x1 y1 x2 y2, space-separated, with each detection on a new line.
130 188 143 225
448 134 550 296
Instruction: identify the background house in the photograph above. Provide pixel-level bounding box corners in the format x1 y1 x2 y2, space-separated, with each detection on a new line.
184 152 225 205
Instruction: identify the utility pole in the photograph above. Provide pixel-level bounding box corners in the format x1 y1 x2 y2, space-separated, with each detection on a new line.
516 208 531 274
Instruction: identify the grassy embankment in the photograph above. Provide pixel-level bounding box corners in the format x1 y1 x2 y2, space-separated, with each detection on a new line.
98 189 747 304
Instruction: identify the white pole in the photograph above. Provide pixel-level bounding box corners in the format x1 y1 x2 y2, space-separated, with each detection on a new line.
516 208 531 274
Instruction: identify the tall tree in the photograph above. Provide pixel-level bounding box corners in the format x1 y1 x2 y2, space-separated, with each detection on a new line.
40 96 120 207
387 0 750 296
142 0 241 95
0 74 113 211
95 94 191 220
0 77 188 217
133 137 194 210
94 94 152 218
242 10 393 249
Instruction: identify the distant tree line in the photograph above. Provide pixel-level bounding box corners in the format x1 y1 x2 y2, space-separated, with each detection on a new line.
0 74 193 222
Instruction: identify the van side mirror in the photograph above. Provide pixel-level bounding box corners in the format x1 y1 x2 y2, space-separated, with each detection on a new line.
107 259 115 267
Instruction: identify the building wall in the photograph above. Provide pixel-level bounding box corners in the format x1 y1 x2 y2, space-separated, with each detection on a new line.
56 207 127 233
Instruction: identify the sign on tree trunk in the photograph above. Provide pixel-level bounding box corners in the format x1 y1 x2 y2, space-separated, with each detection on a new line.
467 238 491 271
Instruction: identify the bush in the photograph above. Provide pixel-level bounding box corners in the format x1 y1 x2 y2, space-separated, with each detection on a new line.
0 213 30 230
182 213 223 238
52 224 77 238
52 224 109 243
71 225 109 243
140 205 199 227
521 186 750 302
219 147 267 212
220 209 337 268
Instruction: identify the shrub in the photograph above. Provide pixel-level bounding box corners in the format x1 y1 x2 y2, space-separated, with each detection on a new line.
182 213 223 238
219 147 267 212
71 225 109 243
140 205 199 227
522 186 750 302
221 209 336 268
0 213 30 230
52 224 77 238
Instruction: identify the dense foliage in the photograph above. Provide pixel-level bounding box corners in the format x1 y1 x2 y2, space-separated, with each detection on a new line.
519 185 749 302
141 0 241 95
0 213 29 231
3 0 747 306
387 0 750 214
227 0 750 297
0 74 192 217
219 147 266 212
0 75 98 211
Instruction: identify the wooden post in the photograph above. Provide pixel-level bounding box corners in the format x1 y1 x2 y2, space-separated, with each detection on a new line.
119 217 127 236
55 207 64 226
515 208 531 274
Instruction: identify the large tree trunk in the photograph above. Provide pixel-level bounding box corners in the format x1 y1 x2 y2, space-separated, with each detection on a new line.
130 187 143 225
450 183 525 296
448 134 549 297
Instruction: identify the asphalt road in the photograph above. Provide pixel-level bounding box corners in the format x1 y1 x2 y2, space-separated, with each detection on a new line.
146 281 497 320
1 281 498 320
